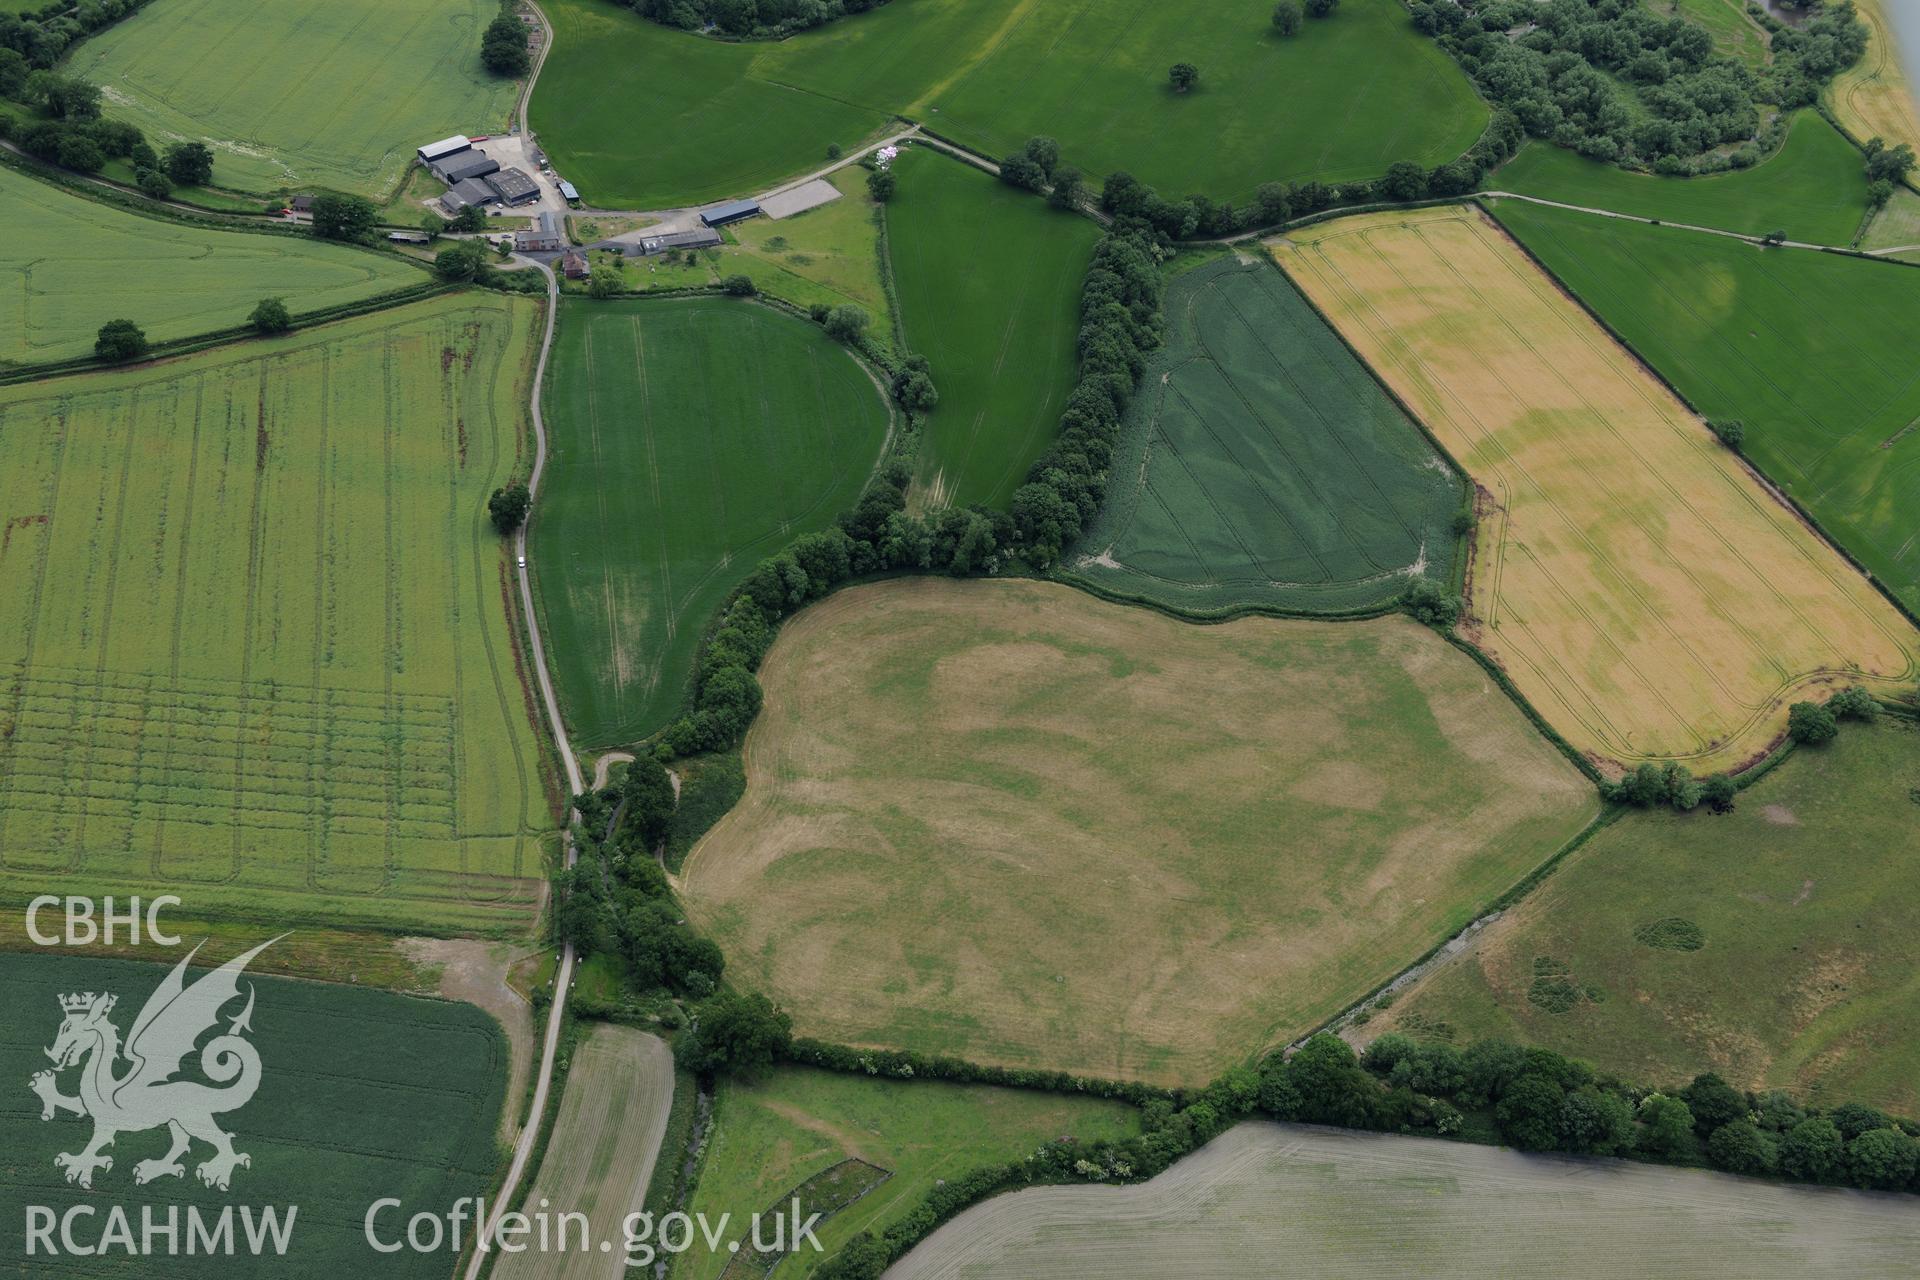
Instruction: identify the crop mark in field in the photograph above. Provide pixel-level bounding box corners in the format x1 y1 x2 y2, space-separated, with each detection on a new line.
0 400 68 866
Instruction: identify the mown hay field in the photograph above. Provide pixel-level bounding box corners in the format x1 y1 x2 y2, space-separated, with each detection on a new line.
1 950 508 1279
532 297 891 747
1492 200 1920 617
533 0 1486 209
0 164 422 367
0 294 548 934
496 1027 675 1280
1275 207 1917 776
1829 0 1920 158
1491 110 1871 244
674 1067 1140 1280
884 1121 1920 1279
1374 719 1920 1117
1062 256 1461 615
67 0 520 197
679 578 1597 1084
887 149 1097 509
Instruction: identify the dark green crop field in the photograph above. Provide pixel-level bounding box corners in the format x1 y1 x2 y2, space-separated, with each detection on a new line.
1 949 506 1277
1491 111 1872 246
887 149 1098 510
532 297 891 747
1062 257 1462 615
533 0 1486 210
1493 200 1920 614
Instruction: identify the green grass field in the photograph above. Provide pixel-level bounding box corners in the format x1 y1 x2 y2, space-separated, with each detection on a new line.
1062 256 1462 615
66 0 521 197
1378 718 1920 1118
1861 183 1920 253
672 1067 1141 1280
1491 111 1872 244
887 149 1097 509
0 294 548 934
532 297 891 747
1492 200 1920 614
1661 0 1770 68
534 0 1486 209
2 950 507 1278
0 164 423 366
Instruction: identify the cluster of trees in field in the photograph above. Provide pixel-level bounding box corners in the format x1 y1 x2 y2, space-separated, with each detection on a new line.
1408 0 1865 171
481 10 531 77
0 60 210 196
614 0 893 40
0 0 153 66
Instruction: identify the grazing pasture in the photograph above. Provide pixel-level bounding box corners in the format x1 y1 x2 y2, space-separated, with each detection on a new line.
1276 207 1917 776
884 1121 1920 1279
534 0 1485 209
1375 719 1920 1118
1829 0 1920 158
0 295 547 934
532 297 890 747
886 149 1097 509
496 1027 675 1280
1062 256 1461 616
678 578 1597 1084
0 950 508 1279
0 164 421 366
677 1067 1140 1280
1492 200 1920 615
67 0 520 197
1490 111 1871 244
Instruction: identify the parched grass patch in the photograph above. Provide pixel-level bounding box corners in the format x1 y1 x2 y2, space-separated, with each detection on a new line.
1490 111 1871 245
1 951 507 1279
534 0 1486 210
1062 255 1461 616
0 294 547 934
679 578 1596 1084
68 0 520 197
0 163 422 366
1276 206 1918 776
531 297 891 747
887 149 1098 510
675 1066 1140 1280
1493 199 1920 616
1377 720 1920 1116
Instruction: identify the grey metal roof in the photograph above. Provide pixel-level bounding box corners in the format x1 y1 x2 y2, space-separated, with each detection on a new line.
443 177 498 210
486 168 540 203
434 154 499 184
699 198 760 226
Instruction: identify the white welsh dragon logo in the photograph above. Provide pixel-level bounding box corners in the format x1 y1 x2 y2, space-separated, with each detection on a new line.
28 937 282 1192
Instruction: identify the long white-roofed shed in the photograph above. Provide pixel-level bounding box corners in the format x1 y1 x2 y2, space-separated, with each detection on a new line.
417 135 472 164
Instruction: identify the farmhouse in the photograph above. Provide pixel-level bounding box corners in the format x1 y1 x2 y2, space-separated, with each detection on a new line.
700 198 760 227
561 250 589 279
442 177 497 213
639 227 722 255
416 135 471 164
432 153 500 185
487 168 541 206
288 194 314 214
515 211 564 253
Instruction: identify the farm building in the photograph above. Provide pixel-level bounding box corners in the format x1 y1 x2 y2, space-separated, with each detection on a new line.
558 180 580 203
561 250 589 279
387 231 431 244
639 227 722 255
417 135 471 164
442 178 498 213
487 168 541 206
432 153 500 185
515 211 564 253
700 198 760 227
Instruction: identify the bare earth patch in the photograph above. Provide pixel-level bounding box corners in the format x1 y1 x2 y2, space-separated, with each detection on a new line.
400 937 537 1142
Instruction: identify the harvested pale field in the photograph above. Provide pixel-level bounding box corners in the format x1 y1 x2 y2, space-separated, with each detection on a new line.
495 1027 675 1280
678 578 1596 1085
1275 207 1918 776
883 1122 1920 1279
1829 0 1920 158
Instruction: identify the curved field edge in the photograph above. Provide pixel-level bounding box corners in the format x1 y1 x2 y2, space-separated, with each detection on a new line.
1828 0 1920 158
677 576 1597 1086
882 1121 1920 1279
1060 254 1464 616
1273 205 1919 777
530 295 894 749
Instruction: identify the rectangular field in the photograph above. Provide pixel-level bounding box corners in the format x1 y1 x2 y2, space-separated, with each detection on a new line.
2 950 508 1279
1063 255 1462 615
1490 110 1871 245
1276 207 1917 776
0 164 423 366
66 0 521 197
1491 199 1920 616
0 294 548 934
886 149 1097 509
532 297 892 747
534 0 1486 210
1377 719 1920 1118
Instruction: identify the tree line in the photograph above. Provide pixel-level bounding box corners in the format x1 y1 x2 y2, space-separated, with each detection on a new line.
0 0 155 67
613 0 894 41
0 59 211 197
